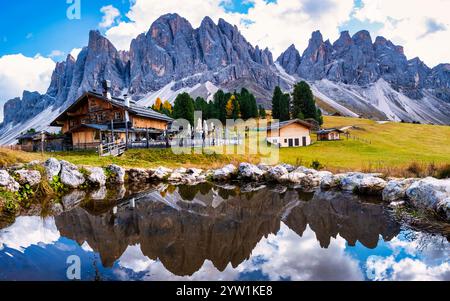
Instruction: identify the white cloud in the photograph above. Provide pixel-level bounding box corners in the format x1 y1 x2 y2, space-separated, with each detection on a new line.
70 48 82 60
354 0 450 66
0 53 55 102
48 50 65 58
99 5 121 28
0 216 60 252
115 224 364 281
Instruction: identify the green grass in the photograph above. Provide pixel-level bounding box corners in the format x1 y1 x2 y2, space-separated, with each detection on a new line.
49 148 259 169
1 116 449 176
277 116 450 174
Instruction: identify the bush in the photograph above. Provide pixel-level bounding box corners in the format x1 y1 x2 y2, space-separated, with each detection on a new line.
406 162 423 177
437 164 450 179
310 160 324 170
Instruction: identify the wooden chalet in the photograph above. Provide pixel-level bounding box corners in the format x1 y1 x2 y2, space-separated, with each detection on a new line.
316 128 344 141
50 81 173 150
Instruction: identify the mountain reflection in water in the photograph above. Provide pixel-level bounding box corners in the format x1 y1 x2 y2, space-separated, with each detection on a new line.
0 184 449 281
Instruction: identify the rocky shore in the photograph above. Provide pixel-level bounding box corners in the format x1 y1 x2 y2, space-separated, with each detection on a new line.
0 158 449 221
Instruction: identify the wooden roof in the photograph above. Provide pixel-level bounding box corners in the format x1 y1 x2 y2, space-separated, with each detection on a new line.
50 91 173 126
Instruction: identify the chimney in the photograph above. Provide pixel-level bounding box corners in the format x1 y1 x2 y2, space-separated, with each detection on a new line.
102 80 112 100
124 94 130 123
123 94 130 108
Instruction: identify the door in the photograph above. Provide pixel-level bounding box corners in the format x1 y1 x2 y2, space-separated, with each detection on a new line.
295 138 300 146
302 137 307 146
288 139 293 147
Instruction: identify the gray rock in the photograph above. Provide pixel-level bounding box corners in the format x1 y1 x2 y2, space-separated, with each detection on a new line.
341 173 387 195
60 160 85 189
86 167 106 186
320 173 346 189
355 176 387 195
279 172 306 184
44 158 61 181
127 168 150 182
213 164 237 181
152 167 173 181
238 163 265 181
406 177 450 220
0 170 20 192
266 165 289 182
14 169 41 187
106 164 126 184
382 178 417 202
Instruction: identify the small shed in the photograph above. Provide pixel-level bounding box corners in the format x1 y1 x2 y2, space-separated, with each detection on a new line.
316 128 344 141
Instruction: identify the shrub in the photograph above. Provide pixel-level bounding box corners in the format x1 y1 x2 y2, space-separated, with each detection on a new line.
406 162 423 177
437 164 450 179
310 160 324 170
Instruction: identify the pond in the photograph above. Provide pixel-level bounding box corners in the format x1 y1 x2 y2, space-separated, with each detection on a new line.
0 183 449 281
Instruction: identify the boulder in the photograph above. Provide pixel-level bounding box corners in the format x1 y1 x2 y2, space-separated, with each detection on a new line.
257 163 270 172
340 173 367 191
168 168 186 182
266 165 289 182
106 164 126 184
152 167 173 181
321 173 346 189
0 170 20 192
213 164 237 181
294 166 318 175
382 178 417 202
127 168 150 183
279 172 306 184
280 163 296 172
238 163 265 181
60 160 85 189
355 176 387 195
86 167 106 186
187 168 203 177
44 158 61 181
14 169 41 187
406 177 450 220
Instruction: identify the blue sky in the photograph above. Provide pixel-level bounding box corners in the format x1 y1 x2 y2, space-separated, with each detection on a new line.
0 0 132 59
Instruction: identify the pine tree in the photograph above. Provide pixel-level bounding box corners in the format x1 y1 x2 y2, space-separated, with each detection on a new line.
194 97 209 119
212 90 229 123
316 108 324 125
272 86 282 120
279 93 291 121
292 81 316 120
173 92 195 125
259 105 266 119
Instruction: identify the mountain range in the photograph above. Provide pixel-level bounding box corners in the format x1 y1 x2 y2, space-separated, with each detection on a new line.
0 13 449 144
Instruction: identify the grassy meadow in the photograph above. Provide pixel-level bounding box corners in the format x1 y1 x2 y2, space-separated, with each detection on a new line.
1 116 449 176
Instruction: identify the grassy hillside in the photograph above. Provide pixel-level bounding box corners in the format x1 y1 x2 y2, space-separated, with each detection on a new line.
278 116 450 174
0 116 449 176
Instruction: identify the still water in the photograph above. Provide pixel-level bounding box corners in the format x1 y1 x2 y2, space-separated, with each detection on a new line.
0 183 449 281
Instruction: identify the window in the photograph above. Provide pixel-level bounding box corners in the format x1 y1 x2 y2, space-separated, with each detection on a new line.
295 138 299 146
94 130 100 141
69 119 76 128
114 112 121 120
284 139 287 143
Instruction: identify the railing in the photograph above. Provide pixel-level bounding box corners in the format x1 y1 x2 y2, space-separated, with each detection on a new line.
99 142 126 157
